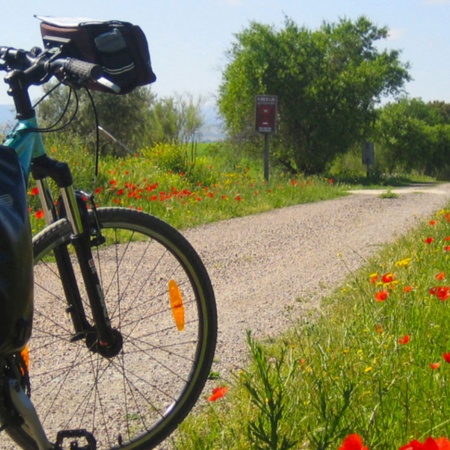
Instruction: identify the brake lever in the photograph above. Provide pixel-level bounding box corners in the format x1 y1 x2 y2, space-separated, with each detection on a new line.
95 77 121 94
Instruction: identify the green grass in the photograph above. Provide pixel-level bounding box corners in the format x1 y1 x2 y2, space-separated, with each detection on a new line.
379 187 400 199
174 209 450 450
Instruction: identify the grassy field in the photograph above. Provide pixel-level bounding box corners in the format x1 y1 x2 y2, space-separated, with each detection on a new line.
27 140 450 449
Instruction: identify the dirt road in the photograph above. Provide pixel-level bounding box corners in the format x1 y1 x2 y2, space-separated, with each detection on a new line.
182 184 450 377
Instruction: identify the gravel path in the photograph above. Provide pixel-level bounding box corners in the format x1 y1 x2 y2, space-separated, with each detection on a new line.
182 183 450 377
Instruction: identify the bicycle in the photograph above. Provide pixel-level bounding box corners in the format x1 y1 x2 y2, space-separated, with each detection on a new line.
0 17 217 450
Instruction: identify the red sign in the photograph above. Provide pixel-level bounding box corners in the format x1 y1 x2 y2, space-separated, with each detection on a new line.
255 95 277 133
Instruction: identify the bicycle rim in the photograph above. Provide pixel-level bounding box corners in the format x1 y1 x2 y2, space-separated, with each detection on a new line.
27 207 217 450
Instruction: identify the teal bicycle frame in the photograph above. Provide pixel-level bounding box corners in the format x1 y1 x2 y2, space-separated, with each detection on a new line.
4 116 46 181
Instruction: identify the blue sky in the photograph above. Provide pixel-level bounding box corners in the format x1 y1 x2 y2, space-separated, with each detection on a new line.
0 0 449 106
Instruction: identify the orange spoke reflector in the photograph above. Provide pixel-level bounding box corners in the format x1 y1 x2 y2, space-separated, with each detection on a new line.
168 279 185 331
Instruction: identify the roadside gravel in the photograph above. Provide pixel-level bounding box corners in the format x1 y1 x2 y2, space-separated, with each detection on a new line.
182 183 450 378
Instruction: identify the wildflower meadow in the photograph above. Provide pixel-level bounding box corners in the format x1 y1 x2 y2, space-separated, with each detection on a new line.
26 141 346 234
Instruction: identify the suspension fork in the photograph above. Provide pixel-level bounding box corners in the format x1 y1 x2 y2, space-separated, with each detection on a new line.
34 175 91 340
32 155 117 350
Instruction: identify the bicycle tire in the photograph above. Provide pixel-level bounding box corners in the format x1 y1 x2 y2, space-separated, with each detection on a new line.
1 207 217 450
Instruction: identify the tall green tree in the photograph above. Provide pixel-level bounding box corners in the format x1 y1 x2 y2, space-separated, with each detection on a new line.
149 93 204 145
376 98 450 178
218 16 411 174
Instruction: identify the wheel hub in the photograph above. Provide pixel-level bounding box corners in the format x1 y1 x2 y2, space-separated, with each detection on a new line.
86 328 123 358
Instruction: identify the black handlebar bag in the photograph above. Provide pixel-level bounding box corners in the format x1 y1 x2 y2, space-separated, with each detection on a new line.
37 16 157 94
0 145 33 355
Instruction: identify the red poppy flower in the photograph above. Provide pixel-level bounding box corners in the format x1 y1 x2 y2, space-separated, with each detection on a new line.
30 187 39 196
370 274 379 284
375 290 389 302
208 386 228 402
437 287 450 301
436 272 446 281
443 353 450 364
403 285 413 293
382 272 394 283
34 209 44 220
398 335 410 345
444 246 450 252
339 434 368 450
429 220 436 226
400 437 450 450
425 237 434 244
399 439 423 450
430 362 441 370
429 287 450 301
435 437 450 450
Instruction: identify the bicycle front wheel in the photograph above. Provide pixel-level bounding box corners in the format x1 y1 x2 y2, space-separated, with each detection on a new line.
28 207 217 450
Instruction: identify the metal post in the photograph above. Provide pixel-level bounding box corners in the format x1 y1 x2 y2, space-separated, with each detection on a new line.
264 133 270 182
362 142 375 180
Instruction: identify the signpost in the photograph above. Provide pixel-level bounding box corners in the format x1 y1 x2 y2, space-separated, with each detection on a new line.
362 142 375 178
255 95 277 182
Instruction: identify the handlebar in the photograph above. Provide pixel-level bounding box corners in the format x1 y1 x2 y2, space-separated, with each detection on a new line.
50 57 103 81
0 46 103 88
0 45 122 118
0 45 108 119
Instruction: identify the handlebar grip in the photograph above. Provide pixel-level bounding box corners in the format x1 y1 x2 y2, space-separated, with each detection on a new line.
63 58 103 80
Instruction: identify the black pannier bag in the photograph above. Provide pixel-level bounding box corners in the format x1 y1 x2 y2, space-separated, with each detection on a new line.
0 145 33 355
37 16 157 94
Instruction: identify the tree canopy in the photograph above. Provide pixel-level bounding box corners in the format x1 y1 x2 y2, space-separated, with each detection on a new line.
218 16 411 174
37 84 204 156
375 98 450 179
